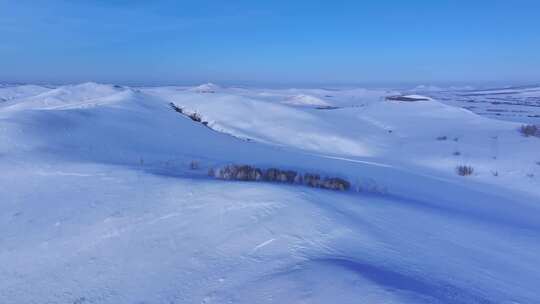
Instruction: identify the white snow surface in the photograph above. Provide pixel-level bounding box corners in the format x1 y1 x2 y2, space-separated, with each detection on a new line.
282 94 330 107
1 83 540 303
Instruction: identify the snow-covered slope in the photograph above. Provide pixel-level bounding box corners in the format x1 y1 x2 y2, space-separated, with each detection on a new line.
145 85 540 196
1 82 125 111
0 84 51 102
1 83 539 303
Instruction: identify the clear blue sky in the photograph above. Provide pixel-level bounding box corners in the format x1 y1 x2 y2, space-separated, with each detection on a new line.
1 0 539 86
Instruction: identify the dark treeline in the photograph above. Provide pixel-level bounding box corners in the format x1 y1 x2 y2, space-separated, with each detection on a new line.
209 164 350 191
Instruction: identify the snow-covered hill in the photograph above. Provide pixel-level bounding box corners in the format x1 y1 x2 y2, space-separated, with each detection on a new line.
145 85 540 196
1 83 539 303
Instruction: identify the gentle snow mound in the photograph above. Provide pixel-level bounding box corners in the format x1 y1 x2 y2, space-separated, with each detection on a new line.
0 85 51 102
4 82 126 110
190 83 220 93
283 94 330 107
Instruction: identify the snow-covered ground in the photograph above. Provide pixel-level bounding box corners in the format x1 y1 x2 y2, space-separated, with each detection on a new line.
414 84 540 123
1 82 539 303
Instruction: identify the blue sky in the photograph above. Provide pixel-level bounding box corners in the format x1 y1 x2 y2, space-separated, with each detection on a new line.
1 0 539 86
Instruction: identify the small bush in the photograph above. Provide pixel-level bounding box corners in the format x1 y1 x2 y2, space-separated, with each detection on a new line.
386 95 429 102
519 124 539 137
456 165 474 176
189 160 199 170
270 168 299 183
316 106 340 110
491 170 498 177
436 136 447 141
320 177 351 191
453 151 461 156
211 165 263 182
169 102 183 113
303 173 321 187
188 112 202 123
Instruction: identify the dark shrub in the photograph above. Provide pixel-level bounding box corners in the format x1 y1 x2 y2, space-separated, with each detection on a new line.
436 136 447 141
263 168 297 183
304 173 321 188
386 95 429 102
188 112 202 123
277 171 288 183
320 178 351 191
251 168 264 181
169 102 183 113
456 165 474 176
294 173 303 184
264 168 281 182
189 160 199 170
519 124 539 137
316 106 340 110
211 165 263 182
519 125 540 137
234 165 250 180
284 170 298 183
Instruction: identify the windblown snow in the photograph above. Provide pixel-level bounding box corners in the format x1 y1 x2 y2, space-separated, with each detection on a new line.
1 82 540 304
